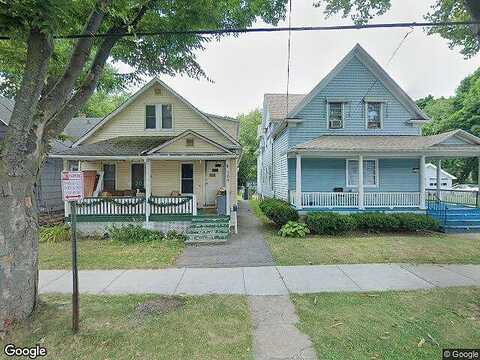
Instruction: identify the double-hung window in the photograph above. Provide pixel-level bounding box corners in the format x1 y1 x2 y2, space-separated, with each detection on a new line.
327 102 344 129
145 104 173 130
365 102 383 129
347 159 378 187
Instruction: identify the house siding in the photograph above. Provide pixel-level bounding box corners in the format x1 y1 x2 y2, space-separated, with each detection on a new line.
36 158 64 212
288 55 420 149
156 134 224 153
87 85 235 147
272 130 289 201
288 158 420 193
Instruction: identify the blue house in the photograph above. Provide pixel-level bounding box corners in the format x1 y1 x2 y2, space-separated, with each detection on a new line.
257 44 480 223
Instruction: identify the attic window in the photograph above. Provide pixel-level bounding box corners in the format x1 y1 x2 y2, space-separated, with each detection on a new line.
186 138 194 147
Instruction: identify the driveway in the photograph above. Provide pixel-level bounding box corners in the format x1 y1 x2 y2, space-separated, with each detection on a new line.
176 200 274 268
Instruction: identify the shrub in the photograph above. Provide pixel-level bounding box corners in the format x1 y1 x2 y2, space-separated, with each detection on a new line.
305 212 356 235
394 213 440 232
351 213 401 233
164 230 187 241
107 224 164 243
39 225 70 243
259 198 298 226
278 221 310 238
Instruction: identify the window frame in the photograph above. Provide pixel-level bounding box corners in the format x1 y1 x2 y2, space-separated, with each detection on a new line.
130 162 145 192
364 101 384 130
327 101 345 130
145 104 174 131
102 163 117 192
346 159 379 188
180 162 194 195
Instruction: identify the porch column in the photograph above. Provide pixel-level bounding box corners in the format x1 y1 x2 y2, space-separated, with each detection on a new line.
295 154 302 208
225 159 231 216
436 159 442 201
477 157 480 208
419 155 426 210
145 159 151 223
62 159 71 218
358 155 364 210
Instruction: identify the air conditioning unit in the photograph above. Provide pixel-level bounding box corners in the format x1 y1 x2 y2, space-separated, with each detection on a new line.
329 119 343 129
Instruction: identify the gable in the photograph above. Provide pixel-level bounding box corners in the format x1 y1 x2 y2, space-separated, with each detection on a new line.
436 136 475 145
150 131 231 154
79 79 238 148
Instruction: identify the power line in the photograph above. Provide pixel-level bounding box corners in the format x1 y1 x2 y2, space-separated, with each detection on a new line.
285 0 293 115
0 20 478 40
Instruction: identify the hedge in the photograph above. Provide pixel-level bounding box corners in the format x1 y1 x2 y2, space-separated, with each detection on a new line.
259 198 298 226
305 212 440 235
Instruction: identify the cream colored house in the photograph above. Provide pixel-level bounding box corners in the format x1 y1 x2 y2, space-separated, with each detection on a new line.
52 78 241 241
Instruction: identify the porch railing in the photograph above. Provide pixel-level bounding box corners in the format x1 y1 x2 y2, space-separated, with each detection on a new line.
426 188 479 207
364 192 420 208
74 195 197 217
149 195 197 215
76 197 146 216
289 191 421 208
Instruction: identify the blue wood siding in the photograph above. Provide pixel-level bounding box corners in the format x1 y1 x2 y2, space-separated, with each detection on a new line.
288 55 420 148
272 130 289 200
289 158 420 193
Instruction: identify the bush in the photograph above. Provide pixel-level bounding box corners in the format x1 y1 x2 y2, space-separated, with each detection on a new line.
107 224 164 243
278 221 310 238
259 198 298 226
305 212 356 235
351 212 401 233
39 225 70 243
164 230 188 241
394 213 440 232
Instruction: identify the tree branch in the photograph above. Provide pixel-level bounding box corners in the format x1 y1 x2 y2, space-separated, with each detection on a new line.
39 0 112 119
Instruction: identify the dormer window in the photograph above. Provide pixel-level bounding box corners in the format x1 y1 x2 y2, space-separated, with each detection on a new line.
365 102 383 129
145 104 173 130
327 102 344 129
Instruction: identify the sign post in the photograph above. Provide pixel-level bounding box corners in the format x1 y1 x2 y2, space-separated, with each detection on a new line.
61 171 84 333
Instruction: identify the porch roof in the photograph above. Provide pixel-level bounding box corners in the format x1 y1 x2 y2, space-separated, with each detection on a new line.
292 130 480 156
53 136 173 157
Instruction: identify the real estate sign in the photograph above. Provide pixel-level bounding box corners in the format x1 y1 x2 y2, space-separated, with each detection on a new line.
61 171 84 202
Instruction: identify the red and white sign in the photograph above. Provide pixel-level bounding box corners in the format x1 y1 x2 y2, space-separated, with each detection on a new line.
61 171 84 202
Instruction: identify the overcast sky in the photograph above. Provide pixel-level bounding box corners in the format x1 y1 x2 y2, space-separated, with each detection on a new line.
118 0 480 118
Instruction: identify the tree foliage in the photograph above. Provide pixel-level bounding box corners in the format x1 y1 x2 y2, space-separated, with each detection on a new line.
314 0 480 58
417 68 480 183
238 109 262 187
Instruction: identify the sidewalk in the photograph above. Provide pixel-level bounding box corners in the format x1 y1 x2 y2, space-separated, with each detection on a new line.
39 263 480 295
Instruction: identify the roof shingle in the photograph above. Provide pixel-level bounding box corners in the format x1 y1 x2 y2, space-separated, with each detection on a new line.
264 94 305 120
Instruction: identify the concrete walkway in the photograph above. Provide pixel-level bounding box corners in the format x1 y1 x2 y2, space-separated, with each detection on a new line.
39 264 480 295
176 200 274 268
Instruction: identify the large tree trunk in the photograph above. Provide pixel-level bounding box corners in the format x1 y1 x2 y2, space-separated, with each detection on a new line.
0 29 52 334
466 0 480 43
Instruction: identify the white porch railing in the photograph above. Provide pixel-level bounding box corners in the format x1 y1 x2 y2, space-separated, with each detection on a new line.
301 192 359 208
426 188 479 207
289 191 421 208
364 192 420 208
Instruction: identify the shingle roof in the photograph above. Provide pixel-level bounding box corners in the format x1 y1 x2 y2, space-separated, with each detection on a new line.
50 117 102 152
264 94 305 120
0 95 14 125
293 130 480 152
54 136 173 156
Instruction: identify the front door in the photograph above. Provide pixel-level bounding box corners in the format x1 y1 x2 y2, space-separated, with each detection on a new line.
205 161 225 205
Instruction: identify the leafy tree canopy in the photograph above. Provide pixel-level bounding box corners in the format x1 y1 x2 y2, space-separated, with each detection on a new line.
314 0 480 58
238 109 262 187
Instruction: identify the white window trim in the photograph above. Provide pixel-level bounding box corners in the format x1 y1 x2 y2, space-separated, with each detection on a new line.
327 102 345 130
145 104 174 131
180 161 195 195
346 159 379 188
364 101 384 130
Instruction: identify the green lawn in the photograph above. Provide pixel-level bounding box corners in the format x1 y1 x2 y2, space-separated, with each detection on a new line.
292 288 480 360
40 238 184 270
249 199 480 265
4 294 253 360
